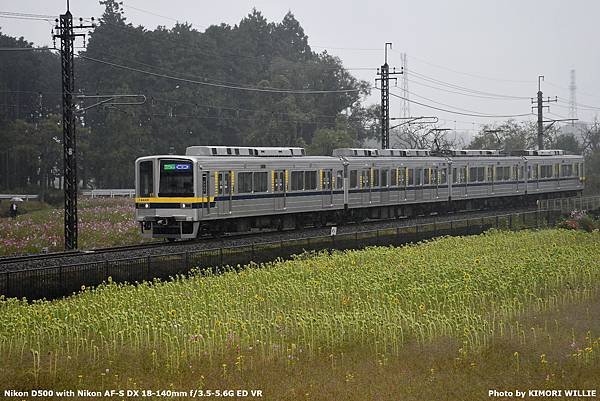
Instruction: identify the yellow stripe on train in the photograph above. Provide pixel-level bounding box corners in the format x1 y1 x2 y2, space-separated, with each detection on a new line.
135 197 214 203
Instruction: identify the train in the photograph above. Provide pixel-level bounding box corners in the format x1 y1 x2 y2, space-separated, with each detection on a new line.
134 146 584 239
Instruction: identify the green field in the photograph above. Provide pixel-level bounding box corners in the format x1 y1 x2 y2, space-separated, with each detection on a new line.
1 229 599 400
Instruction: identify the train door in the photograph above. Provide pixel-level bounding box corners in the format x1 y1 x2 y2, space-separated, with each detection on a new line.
405 167 415 202
415 168 423 201
201 171 210 216
361 169 371 204
322 169 333 207
380 169 389 203
274 170 286 210
217 171 231 215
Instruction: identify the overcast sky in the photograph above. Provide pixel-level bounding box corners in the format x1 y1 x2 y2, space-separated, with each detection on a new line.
2 0 599 141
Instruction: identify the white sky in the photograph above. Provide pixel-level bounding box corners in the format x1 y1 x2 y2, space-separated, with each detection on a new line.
2 0 599 141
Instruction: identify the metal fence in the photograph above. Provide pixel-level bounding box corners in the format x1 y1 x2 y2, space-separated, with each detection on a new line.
0 210 563 301
538 195 600 213
80 189 136 198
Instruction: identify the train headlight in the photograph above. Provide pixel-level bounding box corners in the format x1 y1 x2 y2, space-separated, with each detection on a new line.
181 203 191 209
144 203 149 208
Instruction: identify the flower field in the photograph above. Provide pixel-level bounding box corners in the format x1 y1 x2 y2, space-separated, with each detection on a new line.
0 229 599 399
0 198 144 255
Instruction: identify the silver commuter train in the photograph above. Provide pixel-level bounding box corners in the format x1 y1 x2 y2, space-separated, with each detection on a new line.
135 146 584 239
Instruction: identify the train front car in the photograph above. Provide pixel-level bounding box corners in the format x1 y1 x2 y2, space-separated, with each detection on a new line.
135 156 201 240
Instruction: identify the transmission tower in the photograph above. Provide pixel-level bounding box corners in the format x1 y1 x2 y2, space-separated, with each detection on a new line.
400 53 410 119
53 1 94 250
569 69 577 124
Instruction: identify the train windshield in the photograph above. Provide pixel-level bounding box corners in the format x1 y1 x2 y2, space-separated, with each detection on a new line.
158 159 194 197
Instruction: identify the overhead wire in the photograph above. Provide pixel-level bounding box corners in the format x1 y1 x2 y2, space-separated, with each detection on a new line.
387 90 532 118
79 55 363 94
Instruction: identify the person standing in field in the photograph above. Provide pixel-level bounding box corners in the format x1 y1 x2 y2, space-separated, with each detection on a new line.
9 202 18 218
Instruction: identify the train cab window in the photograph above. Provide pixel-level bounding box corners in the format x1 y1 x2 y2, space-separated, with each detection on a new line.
336 170 344 189
561 164 573 177
407 168 414 186
253 172 268 192
291 171 304 190
373 169 380 187
305 171 317 190
350 170 358 188
138 161 154 197
574 163 580 177
237 172 252 193
391 169 398 187
579 163 583 177
158 160 194 197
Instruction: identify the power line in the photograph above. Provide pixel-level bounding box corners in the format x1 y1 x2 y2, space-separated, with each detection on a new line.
80 55 363 94
408 75 527 101
123 3 181 23
0 11 55 18
387 90 532 118
406 68 530 100
400 51 534 84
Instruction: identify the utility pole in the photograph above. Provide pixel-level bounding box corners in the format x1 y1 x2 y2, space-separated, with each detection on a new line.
531 75 557 150
376 42 402 149
53 1 94 250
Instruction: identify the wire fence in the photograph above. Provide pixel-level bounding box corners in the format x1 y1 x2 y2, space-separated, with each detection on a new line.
538 195 600 213
0 209 565 301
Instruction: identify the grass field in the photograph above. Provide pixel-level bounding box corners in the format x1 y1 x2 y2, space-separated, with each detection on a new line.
0 198 144 255
0 229 599 400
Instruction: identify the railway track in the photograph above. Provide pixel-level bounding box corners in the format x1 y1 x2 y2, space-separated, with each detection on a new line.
0 206 543 270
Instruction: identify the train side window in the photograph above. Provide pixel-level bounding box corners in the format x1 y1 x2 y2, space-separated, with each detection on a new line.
253 172 268 192
477 167 485 182
452 168 457 183
350 170 358 188
424 168 431 185
305 171 317 190
554 164 560 178
487 166 493 182
336 170 344 189
399 167 406 187
373 169 380 187
381 169 388 187
291 171 304 191
439 168 447 184
469 167 477 183
238 172 253 193
579 163 583 177
138 161 154 197
407 168 414 186
574 163 579 176
391 169 397 187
